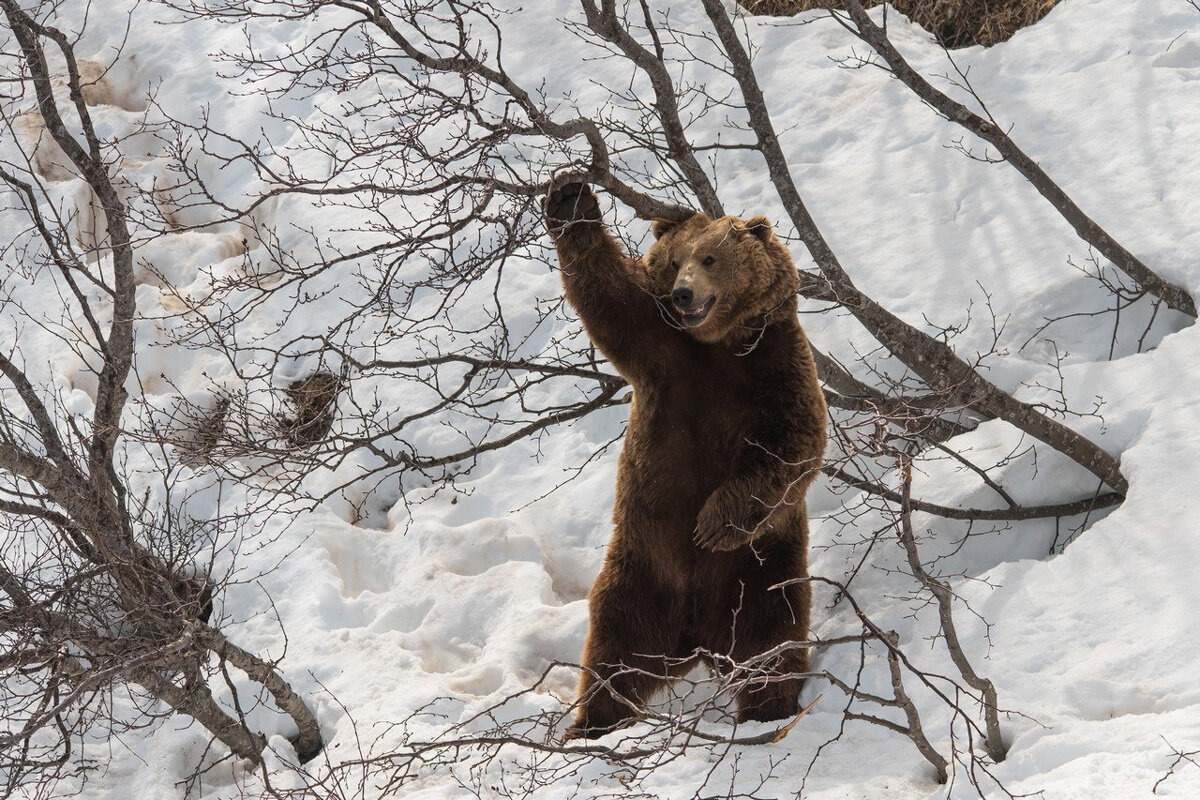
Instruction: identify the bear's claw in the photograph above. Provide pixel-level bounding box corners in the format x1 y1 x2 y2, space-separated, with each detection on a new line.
562 724 592 742
545 181 602 228
693 523 750 552
562 719 624 743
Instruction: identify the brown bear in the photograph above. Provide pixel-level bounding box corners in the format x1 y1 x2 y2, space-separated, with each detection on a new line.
544 181 827 740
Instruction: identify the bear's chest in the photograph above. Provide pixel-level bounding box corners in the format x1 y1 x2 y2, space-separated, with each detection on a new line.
633 356 769 462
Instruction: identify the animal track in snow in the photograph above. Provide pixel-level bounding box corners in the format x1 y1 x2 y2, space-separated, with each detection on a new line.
1065 679 1165 721
428 520 546 578
368 600 434 634
445 664 505 696
321 530 396 598
540 550 595 605
426 521 594 606
405 633 483 675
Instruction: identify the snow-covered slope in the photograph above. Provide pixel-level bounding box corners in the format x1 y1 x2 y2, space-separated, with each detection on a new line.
6 0 1200 797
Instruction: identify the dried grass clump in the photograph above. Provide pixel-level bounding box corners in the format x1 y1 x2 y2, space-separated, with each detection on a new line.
738 0 1062 48
282 371 343 447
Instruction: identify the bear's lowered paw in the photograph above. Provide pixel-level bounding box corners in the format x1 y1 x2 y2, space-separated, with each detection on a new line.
562 718 628 743
694 489 757 551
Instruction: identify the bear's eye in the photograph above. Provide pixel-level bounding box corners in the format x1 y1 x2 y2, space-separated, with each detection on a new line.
669 260 679 272
702 256 715 267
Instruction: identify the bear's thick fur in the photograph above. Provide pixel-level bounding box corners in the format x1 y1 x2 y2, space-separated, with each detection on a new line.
545 182 827 739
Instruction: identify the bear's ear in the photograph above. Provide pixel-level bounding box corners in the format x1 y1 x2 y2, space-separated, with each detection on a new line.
743 216 774 243
651 218 681 240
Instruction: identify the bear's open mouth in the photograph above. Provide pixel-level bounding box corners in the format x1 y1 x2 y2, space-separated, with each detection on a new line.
680 295 716 327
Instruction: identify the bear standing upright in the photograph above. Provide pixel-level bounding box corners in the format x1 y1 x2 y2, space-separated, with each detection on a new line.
544 182 827 740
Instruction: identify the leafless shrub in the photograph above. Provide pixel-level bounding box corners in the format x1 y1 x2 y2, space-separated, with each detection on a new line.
0 2 323 791
177 394 232 466
241 570 1029 798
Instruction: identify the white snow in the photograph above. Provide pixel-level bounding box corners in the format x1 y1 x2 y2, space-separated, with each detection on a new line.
5 0 1200 797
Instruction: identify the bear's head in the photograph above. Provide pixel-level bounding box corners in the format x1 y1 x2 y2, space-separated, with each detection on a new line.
642 213 800 345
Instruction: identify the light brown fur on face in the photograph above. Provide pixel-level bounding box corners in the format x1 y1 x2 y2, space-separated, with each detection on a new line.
646 214 800 345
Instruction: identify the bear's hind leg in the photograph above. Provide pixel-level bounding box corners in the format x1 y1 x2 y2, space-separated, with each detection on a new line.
735 645 808 724
567 648 682 740
566 563 685 740
725 559 812 725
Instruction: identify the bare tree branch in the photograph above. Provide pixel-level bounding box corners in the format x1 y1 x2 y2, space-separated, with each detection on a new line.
835 0 1195 319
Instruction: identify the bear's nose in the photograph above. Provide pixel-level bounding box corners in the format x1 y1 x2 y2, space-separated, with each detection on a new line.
671 286 694 310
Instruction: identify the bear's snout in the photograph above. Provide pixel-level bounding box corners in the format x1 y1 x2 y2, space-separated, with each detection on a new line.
671 286 694 309
671 268 718 328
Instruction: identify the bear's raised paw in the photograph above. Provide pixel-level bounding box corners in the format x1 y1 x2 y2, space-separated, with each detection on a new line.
545 181 601 230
